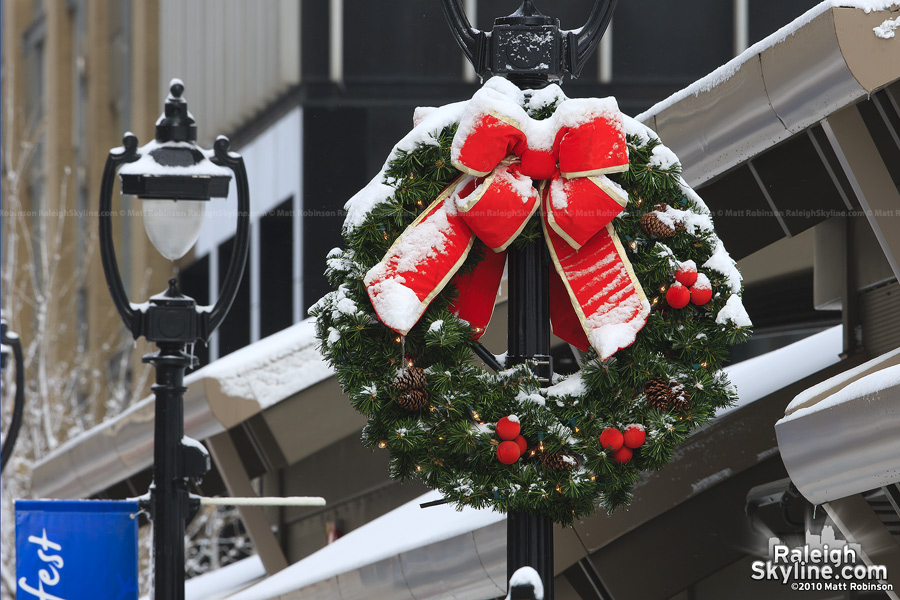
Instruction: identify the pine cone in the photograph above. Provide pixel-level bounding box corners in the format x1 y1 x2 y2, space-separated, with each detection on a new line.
643 378 691 412
540 452 578 472
397 389 429 411
394 366 429 411
394 365 427 391
640 203 682 238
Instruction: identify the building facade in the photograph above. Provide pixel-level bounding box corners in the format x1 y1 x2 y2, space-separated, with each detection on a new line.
6 1 900 599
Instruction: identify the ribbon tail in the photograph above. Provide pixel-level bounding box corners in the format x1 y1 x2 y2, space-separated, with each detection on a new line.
549 266 590 352
542 196 650 360
365 178 475 335
449 247 507 339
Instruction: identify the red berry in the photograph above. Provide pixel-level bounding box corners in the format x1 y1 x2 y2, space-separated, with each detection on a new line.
514 435 527 455
690 274 713 306
496 416 521 441
666 282 690 309
612 446 633 464
497 440 522 465
690 285 712 306
599 428 624 451
623 424 646 449
675 264 698 287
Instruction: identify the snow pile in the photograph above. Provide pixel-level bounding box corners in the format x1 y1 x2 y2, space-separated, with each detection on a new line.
183 555 265 600
118 138 232 178
546 372 586 397
506 566 545 600
785 346 900 414
344 101 468 231
715 295 752 328
703 239 743 293
452 78 623 158
873 14 900 37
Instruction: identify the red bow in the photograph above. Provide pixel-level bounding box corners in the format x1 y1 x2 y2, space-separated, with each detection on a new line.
365 91 649 360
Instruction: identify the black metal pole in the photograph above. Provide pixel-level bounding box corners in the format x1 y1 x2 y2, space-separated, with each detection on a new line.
147 343 192 600
1 322 26 473
440 4 619 597
507 236 554 599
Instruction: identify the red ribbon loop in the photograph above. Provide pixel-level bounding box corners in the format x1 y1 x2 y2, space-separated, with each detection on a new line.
366 91 650 360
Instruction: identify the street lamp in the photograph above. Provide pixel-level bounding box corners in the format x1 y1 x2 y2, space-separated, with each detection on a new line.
441 1 617 597
99 79 250 600
1 317 26 473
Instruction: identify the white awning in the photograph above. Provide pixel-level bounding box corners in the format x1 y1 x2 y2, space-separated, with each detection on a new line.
776 347 900 504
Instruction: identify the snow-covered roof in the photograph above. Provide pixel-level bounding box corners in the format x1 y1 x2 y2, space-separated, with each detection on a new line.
32 319 332 499
223 490 506 600
184 555 267 600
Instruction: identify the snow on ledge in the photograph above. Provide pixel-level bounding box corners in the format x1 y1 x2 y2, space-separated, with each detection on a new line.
186 555 266 600
718 325 843 418
226 490 504 600
197 317 332 409
780 362 900 424
784 345 900 415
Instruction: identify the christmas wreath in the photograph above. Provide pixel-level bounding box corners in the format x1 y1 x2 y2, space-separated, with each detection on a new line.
312 78 751 525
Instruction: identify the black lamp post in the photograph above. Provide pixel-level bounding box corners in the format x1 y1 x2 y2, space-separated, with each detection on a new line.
441 2 617 598
1 317 26 473
99 79 250 600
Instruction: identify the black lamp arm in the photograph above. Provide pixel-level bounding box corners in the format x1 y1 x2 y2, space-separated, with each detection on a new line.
568 0 617 77
99 134 141 336
0 330 26 472
206 136 250 334
440 0 487 75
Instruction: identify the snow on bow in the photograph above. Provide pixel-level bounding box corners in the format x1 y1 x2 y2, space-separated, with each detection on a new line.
364 84 650 360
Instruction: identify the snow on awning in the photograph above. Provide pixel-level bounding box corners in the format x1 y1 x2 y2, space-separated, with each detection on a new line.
184 555 267 600
637 0 900 188
719 325 843 417
776 346 900 505
32 319 333 499
220 490 506 600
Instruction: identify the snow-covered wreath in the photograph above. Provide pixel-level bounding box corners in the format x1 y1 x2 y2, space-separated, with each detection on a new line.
312 78 751 525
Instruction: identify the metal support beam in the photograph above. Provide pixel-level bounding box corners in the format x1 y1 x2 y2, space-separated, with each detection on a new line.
207 432 290 574
822 105 900 282
824 494 900 600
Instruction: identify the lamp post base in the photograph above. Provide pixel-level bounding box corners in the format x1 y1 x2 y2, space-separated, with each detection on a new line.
508 511 554 599
145 344 204 600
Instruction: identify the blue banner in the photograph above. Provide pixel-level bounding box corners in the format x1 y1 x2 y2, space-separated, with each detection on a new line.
16 499 140 600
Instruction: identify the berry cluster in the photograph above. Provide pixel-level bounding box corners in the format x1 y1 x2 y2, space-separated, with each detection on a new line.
665 262 712 309
495 416 529 465
599 425 646 464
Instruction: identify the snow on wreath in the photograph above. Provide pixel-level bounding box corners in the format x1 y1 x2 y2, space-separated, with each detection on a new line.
312 77 750 525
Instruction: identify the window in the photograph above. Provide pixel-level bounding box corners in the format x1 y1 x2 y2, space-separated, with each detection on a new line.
612 0 732 84
259 199 294 338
